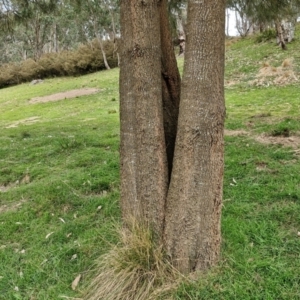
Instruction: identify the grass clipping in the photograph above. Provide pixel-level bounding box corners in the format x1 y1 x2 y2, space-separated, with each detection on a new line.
84 222 182 300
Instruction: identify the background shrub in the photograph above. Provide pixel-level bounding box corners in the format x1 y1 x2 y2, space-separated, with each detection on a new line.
255 29 277 43
0 40 118 89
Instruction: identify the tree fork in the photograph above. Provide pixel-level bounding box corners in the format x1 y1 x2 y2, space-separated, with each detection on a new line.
120 0 226 275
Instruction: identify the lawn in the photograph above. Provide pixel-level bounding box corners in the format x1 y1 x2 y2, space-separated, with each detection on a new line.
0 32 300 299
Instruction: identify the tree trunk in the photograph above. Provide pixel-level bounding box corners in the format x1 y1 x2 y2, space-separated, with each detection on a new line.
33 18 42 60
120 0 225 275
119 0 138 222
164 0 226 273
97 35 111 70
54 23 58 53
93 21 111 70
120 0 168 238
226 8 230 36
176 16 186 56
275 19 287 50
109 7 120 67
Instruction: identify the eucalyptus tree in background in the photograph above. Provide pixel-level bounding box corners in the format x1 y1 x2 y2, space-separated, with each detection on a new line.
227 0 300 48
168 0 187 55
71 0 121 69
0 0 60 60
0 0 14 32
71 0 110 69
0 0 121 64
120 0 225 273
15 0 59 59
246 0 300 49
105 0 120 65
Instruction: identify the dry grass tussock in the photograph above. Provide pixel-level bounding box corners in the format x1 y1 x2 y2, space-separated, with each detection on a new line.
84 221 183 300
252 58 298 86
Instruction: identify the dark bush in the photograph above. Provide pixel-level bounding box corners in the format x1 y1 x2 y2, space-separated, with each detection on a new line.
255 29 277 43
19 59 44 82
0 39 118 89
39 53 65 77
0 63 22 87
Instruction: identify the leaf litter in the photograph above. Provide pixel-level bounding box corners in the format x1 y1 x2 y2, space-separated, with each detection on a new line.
72 274 82 291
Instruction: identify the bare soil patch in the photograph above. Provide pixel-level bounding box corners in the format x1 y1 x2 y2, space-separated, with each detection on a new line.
0 185 10 192
6 116 40 128
224 129 249 137
225 80 240 87
225 129 300 150
0 198 27 214
29 88 100 104
255 134 300 149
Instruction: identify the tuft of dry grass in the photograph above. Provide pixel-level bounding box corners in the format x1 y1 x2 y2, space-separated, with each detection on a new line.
281 58 293 68
262 61 270 68
252 58 298 86
84 220 183 300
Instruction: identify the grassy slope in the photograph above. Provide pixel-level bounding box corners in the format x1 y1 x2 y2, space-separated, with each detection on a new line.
0 73 121 299
0 29 300 299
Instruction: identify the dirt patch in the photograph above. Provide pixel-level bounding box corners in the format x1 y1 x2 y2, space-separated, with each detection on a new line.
250 113 272 119
225 80 240 87
255 134 300 149
225 129 300 150
224 129 249 136
6 116 40 128
0 185 10 192
0 198 27 214
29 88 100 104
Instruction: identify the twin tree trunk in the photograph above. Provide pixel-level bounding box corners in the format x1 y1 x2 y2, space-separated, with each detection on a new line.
120 0 225 274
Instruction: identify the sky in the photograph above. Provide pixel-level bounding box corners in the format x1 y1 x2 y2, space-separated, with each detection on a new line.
226 9 239 36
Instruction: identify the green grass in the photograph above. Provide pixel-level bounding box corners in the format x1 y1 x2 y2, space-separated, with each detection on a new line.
0 70 121 299
1 30 300 299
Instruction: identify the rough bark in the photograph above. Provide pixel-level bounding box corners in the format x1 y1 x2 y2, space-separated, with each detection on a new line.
120 0 168 238
160 0 181 178
164 0 226 273
119 0 138 221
